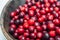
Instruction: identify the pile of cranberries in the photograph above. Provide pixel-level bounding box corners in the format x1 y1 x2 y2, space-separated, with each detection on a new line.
9 0 60 40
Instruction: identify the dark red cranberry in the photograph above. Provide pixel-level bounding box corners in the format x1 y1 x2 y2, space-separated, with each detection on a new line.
19 18 24 24
19 12 25 18
42 32 49 40
9 27 15 34
15 19 20 25
13 32 19 38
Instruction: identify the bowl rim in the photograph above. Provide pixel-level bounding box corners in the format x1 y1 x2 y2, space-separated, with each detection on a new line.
0 0 13 40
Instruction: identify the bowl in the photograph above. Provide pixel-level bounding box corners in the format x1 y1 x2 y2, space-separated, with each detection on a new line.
0 0 25 40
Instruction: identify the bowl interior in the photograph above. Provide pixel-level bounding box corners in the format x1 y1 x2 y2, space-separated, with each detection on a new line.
3 0 25 40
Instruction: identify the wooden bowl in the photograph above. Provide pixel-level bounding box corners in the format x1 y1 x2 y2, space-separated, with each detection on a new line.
0 0 25 40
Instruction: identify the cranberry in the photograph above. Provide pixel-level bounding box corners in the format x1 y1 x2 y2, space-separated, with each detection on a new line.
37 32 43 39
30 33 36 39
29 10 34 16
13 32 19 38
47 22 55 30
28 19 35 25
10 11 17 17
23 22 29 29
47 15 54 20
36 26 42 32
9 27 15 34
53 18 60 25
17 28 24 34
24 32 29 37
49 31 56 37
56 28 60 35
29 26 35 32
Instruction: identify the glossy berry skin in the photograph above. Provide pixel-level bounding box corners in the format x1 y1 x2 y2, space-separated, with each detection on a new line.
53 19 60 25
29 10 34 16
37 32 43 39
29 26 35 32
36 26 42 32
49 31 56 37
28 19 35 25
47 22 55 30
13 32 19 38
30 33 36 39
17 28 24 34
10 11 17 17
47 15 54 20
24 32 29 37
23 22 29 29
56 28 60 35
9 27 15 34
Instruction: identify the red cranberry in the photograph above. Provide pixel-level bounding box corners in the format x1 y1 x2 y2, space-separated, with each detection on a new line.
36 2 40 8
24 32 29 37
34 22 40 26
9 27 15 34
24 14 29 20
23 22 29 29
19 12 25 18
28 19 35 25
47 15 54 20
53 18 60 25
42 24 47 30
18 25 23 29
18 35 25 40
54 7 59 12
10 11 17 17
40 10 46 15
45 2 50 7
13 32 19 38
49 0 54 3
56 28 60 35
37 32 43 39
29 26 35 32
49 31 56 37
38 17 44 22
30 6 36 10
29 10 34 16
48 22 55 30
36 26 42 32
10 24 16 29
30 33 36 39
17 28 24 34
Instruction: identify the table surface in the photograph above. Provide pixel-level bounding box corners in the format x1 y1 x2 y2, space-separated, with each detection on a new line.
0 0 9 40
